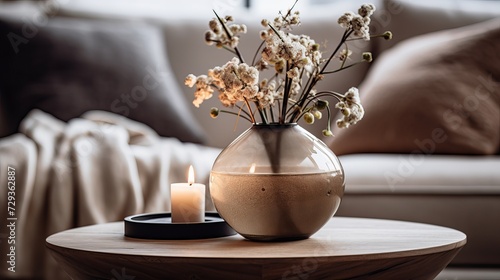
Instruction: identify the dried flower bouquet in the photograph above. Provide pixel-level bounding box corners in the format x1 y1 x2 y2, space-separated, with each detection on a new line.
185 1 391 136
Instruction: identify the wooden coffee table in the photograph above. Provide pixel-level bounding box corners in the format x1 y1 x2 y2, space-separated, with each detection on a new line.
46 217 466 280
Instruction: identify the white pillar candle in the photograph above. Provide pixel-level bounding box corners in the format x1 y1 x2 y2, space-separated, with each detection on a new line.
171 165 205 223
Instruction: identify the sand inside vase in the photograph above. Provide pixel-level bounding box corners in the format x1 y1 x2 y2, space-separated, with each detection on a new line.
210 171 344 239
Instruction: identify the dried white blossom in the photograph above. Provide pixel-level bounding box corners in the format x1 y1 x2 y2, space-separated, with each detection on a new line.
351 15 371 40
256 79 276 108
260 30 269 40
209 19 220 33
230 36 239 48
287 67 300 79
339 48 352 61
272 10 301 30
184 74 197 88
255 59 269 71
337 12 355 29
187 75 214 108
358 4 375 18
335 87 364 128
209 58 260 107
338 4 375 41
206 15 247 49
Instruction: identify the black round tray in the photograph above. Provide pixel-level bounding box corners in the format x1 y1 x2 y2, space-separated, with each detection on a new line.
124 212 236 240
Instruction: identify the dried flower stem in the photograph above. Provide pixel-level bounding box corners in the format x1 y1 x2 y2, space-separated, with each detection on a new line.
243 97 256 123
213 10 246 63
322 62 361 74
220 109 253 122
289 29 353 123
252 40 266 66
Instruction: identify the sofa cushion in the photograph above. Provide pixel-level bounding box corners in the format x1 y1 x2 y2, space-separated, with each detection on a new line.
373 0 500 54
329 18 500 155
336 153 500 266
0 15 206 144
338 154 500 195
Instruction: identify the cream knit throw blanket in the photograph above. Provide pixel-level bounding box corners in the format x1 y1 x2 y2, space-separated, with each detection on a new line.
0 110 219 279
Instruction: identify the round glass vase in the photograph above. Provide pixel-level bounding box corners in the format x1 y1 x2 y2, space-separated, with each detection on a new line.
210 123 345 241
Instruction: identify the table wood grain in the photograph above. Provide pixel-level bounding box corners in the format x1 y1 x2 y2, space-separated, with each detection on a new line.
46 217 466 280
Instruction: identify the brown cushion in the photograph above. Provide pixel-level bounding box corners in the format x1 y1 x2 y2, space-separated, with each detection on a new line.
329 18 500 155
0 16 206 144
372 0 500 54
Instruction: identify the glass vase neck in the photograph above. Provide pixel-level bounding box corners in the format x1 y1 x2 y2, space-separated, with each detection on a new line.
253 123 298 128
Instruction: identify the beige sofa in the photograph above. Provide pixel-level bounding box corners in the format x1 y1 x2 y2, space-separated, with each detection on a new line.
327 1 500 276
1 0 499 279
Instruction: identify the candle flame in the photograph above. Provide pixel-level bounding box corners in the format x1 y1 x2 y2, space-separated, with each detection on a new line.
188 165 195 185
249 163 256 174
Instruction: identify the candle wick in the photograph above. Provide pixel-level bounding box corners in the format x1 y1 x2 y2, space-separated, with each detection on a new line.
189 183 192 187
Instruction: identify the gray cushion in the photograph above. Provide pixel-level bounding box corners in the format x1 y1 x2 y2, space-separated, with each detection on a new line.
0 16 206 144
